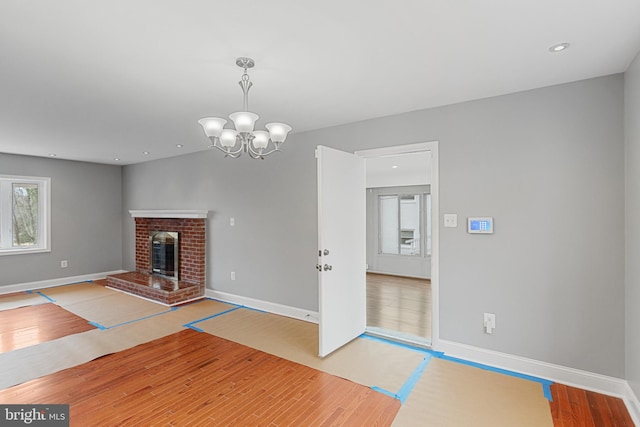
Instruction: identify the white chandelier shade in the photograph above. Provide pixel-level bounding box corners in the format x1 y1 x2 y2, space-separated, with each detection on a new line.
198 58 292 159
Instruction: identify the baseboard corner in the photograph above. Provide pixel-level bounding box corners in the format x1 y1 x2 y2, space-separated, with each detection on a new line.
624 382 640 426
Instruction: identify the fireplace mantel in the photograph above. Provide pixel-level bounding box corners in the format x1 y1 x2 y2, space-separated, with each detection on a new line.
129 210 209 219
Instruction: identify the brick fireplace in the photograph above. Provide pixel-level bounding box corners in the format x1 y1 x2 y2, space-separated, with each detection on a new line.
107 210 208 305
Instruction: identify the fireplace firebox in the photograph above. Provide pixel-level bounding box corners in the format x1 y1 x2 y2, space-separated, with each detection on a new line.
107 212 206 306
149 231 179 279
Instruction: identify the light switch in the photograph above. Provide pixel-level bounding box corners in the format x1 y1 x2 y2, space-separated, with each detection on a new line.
444 214 458 228
230 217 235 227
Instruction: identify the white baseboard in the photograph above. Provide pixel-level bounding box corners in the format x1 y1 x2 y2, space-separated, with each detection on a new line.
202 291 639 422
0 270 128 295
436 339 627 395
6 276 637 423
366 270 430 280
625 382 640 426
436 338 640 423
205 289 319 324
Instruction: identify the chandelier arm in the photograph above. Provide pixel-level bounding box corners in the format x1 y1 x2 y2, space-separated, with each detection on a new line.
247 144 280 157
223 151 242 159
246 150 264 160
246 142 264 157
209 138 244 156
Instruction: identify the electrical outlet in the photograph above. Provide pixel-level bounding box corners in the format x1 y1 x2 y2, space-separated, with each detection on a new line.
230 271 236 281
484 313 496 334
61 260 68 268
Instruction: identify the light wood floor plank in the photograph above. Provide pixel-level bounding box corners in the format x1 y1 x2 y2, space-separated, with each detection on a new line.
367 272 431 339
0 303 95 353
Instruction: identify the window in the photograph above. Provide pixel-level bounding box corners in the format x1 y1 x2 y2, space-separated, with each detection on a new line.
0 175 50 255
379 194 424 256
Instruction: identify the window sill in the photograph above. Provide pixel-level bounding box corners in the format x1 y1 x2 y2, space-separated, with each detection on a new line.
0 247 51 256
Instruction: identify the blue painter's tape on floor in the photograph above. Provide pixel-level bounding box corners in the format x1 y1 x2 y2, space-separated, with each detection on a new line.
89 307 178 330
89 321 106 330
185 324 205 333
359 333 432 354
358 333 554 402
371 386 399 400
36 291 56 303
543 383 553 401
434 354 554 401
204 297 242 308
182 306 243 329
396 354 433 403
240 305 267 314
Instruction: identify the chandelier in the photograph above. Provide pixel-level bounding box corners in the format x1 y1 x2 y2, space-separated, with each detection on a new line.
198 57 292 159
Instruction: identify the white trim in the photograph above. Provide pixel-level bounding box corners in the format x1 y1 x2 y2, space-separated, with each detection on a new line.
355 142 434 158
355 141 440 349
436 338 629 396
129 210 209 218
0 175 51 255
205 289 319 324
625 382 640 426
0 247 52 256
436 339 640 422
366 270 430 280
0 270 128 294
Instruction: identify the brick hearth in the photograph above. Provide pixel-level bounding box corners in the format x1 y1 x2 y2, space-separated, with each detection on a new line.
107 211 208 306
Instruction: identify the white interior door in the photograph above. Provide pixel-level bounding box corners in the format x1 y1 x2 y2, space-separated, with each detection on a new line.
317 145 366 357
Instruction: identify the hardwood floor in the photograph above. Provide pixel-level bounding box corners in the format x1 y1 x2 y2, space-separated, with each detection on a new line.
0 289 636 426
550 383 634 426
0 303 95 353
366 272 431 340
0 329 400 426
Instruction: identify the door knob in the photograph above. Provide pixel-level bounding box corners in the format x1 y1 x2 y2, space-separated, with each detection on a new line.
323 264 333 271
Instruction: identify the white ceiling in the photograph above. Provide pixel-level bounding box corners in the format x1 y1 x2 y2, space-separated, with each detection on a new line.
1 0 639 165
366 152 431 188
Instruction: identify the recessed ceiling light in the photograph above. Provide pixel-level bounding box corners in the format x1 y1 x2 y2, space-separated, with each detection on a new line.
392 165 398 169
48 154 57 157
114 158 120 161
176 144 183 148
143 151 150 155
549 43 570 53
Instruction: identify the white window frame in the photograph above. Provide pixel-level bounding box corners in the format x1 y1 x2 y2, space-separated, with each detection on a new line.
0 174 51 255
378 192 425 257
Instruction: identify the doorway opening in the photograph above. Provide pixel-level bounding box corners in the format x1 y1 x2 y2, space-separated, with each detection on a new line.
356 142 439 348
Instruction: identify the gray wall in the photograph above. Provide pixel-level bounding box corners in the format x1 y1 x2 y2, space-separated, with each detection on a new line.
122 74 625 378
0 153 122 287
121 143 318 310
625 51 640 398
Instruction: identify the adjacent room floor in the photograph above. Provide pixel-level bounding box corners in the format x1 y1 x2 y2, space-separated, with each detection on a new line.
366 272 431 344
0 281 634 426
